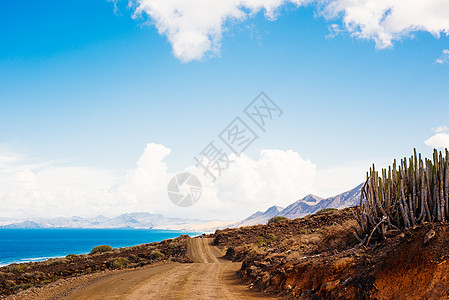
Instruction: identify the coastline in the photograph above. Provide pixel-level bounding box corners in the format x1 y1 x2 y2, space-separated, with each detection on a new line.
0 228 197 268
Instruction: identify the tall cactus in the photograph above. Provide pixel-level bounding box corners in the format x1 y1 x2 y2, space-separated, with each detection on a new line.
354 148 449 245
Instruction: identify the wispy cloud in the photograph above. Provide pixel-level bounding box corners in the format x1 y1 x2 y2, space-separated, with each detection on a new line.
125 0 449 62
433 125 449 133
435 49 449 65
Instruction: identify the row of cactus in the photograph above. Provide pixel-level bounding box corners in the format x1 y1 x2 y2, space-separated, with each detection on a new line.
354 148 449 245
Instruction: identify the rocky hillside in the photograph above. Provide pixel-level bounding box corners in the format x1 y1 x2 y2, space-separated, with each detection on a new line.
213 208 449 299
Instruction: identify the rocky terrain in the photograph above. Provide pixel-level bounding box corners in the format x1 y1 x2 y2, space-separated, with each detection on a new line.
214 208 449 299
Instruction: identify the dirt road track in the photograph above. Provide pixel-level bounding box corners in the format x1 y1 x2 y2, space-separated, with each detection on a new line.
61 238 275 300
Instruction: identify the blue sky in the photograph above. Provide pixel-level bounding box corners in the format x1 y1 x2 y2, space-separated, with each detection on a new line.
1 0 449 219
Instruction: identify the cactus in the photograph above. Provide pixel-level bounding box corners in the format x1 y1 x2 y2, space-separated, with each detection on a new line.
355 148 449 245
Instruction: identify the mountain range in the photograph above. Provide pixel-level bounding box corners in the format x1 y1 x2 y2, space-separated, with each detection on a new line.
0 213 207 230
235 182 363 227
0 183 363 231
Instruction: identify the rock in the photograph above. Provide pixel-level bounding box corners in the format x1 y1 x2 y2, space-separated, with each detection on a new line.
424 229 436 245
248 265 259 276
261 272 271 288
323 279 340 291
224 247 235 260
341 277 352 286
254 261 268 268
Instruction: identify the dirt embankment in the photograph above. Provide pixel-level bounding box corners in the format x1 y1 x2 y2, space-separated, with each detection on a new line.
215 208 449 299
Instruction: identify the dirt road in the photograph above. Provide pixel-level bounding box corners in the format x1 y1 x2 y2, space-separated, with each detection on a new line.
60 238 275 300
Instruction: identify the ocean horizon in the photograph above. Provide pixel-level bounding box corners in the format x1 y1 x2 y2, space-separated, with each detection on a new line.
0 228 195 267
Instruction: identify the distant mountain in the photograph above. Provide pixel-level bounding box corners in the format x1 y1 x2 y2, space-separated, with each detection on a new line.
232 205 284 227
318 183 363 209
222 184 362 229
0 184 364 231
0 217 17 226
280 194 323 219
280 183 363 219
301 194 324 205
0 213 207 230
99 213 206 229
2 221 51 229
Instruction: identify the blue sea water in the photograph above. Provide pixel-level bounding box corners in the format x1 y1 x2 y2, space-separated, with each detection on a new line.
0 229 194 267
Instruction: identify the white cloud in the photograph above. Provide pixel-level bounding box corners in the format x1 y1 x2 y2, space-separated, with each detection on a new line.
425 126 449 148
0 149 120 219
126 0 449 62
111 143 172 214
101 145 319 220
320 0 449 49
436 49 449 64
212 149 316 217
0 143 368 220
130 0 306 62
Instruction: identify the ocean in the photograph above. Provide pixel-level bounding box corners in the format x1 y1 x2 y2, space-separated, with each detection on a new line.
0 229 194 267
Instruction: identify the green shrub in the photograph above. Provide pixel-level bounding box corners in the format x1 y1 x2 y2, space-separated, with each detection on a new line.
315 208 338 215
267 216 287 224
248 247 263 257
128 254 138 262
5 264 24 273
22 272 35 279
150 250 165 260
169 241 179 249
135 261 148 268
267 234 277 241
66 254 77 260
91 245 113 254
44 258 68 266
107 257 129 269
41 279 51 286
